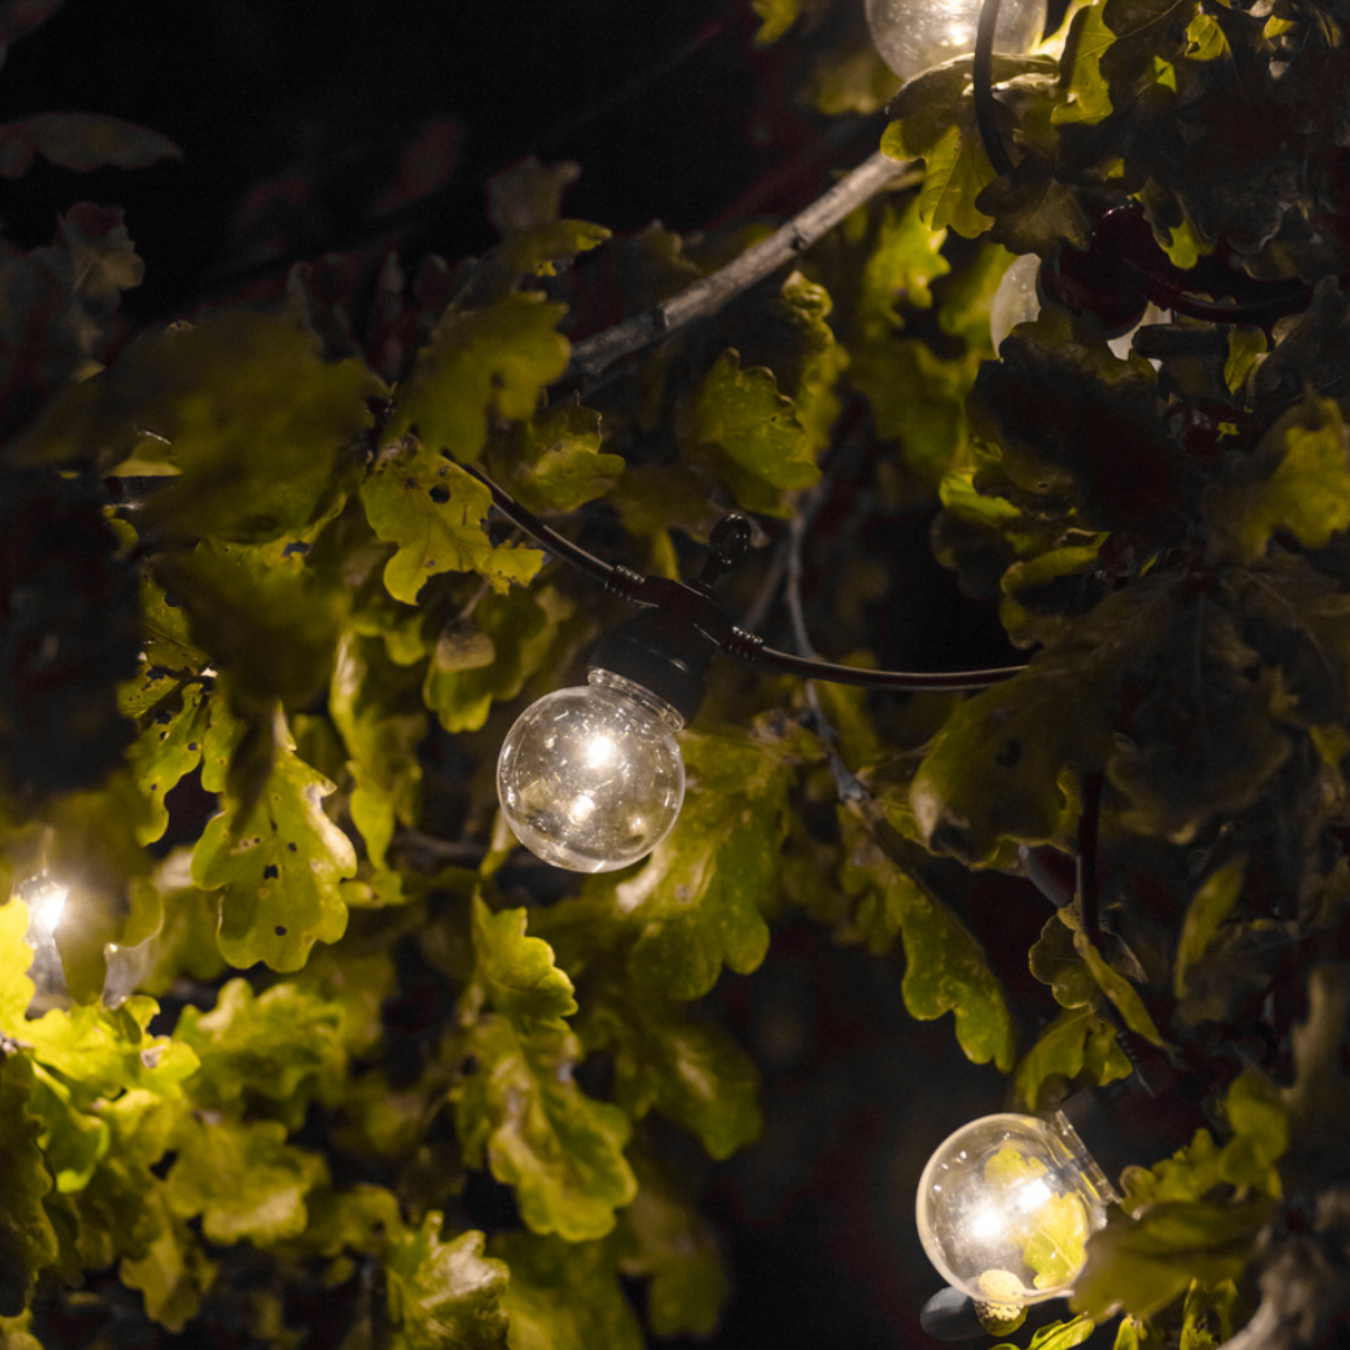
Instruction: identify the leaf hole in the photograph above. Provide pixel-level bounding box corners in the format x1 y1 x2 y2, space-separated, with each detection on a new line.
275 925 287 936
263 863 280 880
429 486 451 504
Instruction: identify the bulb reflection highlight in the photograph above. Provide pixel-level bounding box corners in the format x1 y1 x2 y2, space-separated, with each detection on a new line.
25 875 69 936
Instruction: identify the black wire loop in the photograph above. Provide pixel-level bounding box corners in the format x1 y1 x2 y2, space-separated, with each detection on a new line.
463 461 1027 694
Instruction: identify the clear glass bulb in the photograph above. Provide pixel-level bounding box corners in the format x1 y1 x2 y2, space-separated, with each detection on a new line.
497 668 686 873
915 1111 1114 1310
990 252 1169 357
989 252 1043 351
866 0 1047 83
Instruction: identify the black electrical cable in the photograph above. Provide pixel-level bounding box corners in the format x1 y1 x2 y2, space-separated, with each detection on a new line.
462 462 1028 694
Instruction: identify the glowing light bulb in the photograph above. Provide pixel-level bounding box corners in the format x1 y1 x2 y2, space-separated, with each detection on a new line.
989 252 1043 351
497 668 686 873
22 874 69 936
989 252 1169 358
915 1112 1114 1310
865 0 1047 83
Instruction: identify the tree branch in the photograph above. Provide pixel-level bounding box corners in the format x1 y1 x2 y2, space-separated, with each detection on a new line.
566 150 920 384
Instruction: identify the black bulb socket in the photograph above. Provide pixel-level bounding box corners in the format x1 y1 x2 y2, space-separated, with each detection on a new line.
590 606 715 724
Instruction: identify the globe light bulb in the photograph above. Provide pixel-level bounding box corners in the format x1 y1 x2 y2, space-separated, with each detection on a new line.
915 1111 1115 1310
497 668 686 873
990 252 1168 357
865 0 1047 83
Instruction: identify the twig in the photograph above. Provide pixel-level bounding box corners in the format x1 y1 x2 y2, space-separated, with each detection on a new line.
1077 770 1104 940
567 151 920 384
785 497 868 804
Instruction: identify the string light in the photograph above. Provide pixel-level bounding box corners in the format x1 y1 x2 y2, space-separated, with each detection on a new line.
865 0 1047 83
461 463 1026 871
11 870 153 1010
915 1111 1115 1313
498 668 686 873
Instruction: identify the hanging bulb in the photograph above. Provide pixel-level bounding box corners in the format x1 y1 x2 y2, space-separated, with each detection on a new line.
915 1111 1115 1312
11 869 154 1009
989 253 1043 351
497 668 686 873
990 251 1168 357
865 0 1047 83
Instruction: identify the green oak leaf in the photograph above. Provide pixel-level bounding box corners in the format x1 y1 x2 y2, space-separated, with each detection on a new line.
192 733 357 972
135 569 210 678
992 1316 1096 1350
912 574 1187 863
967 305 1191 537
578 984 762 1159
771 271 846 453
22 995 198 1103
484 403 623 515
424 583 573 734
331 634 427 868
68 1090 181 1269
1106 594 1292 843
0 900 36 1029
456 1013 636 1241
1071 924 1171 1050
916 123 998 239
856 195 950 337
1071 1196 1272 1321
124 676 209 845
1224 327 1267 397
120 1182 217 1328
460 893 634 1237
469 894 578 1032
977 154 1095 257
386 1219 509 1350
175 979 348 1123
119 1185 218 1332
495 219 610 288
0 1054 61 1317
681 348 820 517
1218 1067 1287 1194
362 441 542 604
388 291 570 456
616 1159 729 1338
581 728 793 1000
850 337 979 486
1029 912 1098 1009
1175 854 1246 999
0 1310 43 1349
1204 396 1350 563
152 539 344 711
490 1232 642 1350
1000 542 1108 650
750 0 802 45
839 812 1015 1070
29 1064 108 1192
166 1114 327 1245
1179 1281 1238 1350
911 657 1113 864
1054 1 1117 127
19 309 381 539
1015 1006 1132 1112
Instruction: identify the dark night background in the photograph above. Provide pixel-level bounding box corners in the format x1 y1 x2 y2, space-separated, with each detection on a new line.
2 3 1062 1347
